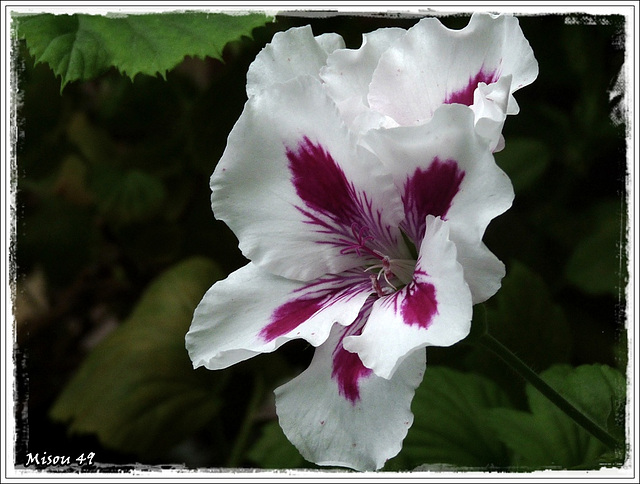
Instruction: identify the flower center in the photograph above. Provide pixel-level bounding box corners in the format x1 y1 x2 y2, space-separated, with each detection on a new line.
339 222 416 297
366 256 415 297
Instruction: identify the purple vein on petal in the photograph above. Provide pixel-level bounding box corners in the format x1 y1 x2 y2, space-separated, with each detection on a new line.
286 137 398 257
261 295 325 343
260 272 371 343
445 68 500 106
331 298 375 405
402 157 465 244
287 136 360 226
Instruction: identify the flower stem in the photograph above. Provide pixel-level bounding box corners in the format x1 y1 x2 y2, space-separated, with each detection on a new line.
479 332 621 450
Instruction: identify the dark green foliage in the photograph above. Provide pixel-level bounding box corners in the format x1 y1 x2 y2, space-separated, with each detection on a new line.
14 12 273 90
384 367 512 471
486 364 626 470
49 258 227 457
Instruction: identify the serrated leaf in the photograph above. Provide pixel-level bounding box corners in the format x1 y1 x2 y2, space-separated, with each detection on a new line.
15 11 273 90
486 364 626 470
384 366 512 471
50 257 226 457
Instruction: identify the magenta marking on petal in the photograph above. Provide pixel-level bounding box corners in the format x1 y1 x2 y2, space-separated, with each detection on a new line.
260 272 372 343
445 68 500 106
286 137 399 259
260 295 324 343
331 299 374 405
287 137 360 227
332 340 372 404
402 157 465 243
401 274 438 329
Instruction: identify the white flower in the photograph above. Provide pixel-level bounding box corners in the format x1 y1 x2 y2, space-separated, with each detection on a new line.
186 13 537 471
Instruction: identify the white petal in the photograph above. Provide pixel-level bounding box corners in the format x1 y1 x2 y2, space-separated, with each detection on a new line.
343 216 472 380
275 310 426 471
333 97 400 134
321 28 405 135
186 263 372 370
471 75 512 151
315 32 345 55
212 76 405 281
246 26 345 97
452 236 506 304
364 104 514 248
321 27 406 106
368 13 538 126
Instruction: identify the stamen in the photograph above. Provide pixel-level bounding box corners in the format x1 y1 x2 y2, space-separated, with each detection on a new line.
370 274 392 298
380 268 397 291
364 263 383 273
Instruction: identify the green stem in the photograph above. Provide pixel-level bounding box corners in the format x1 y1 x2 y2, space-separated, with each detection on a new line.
479 333 621 450
226 374 265 468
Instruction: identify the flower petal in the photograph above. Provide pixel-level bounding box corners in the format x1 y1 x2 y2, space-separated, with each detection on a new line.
186 263 372 370
246 26 345 97
315 32 346 56
364 104 513 302
212 76 405 281
343 216 472 380
275 303 426 471
452 237 506 304
368 13 538 127
320 27 406 126
366 104 513 244
471 75 512 151
320 28 407 134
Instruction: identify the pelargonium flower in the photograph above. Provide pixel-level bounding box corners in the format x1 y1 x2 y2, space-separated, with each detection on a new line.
186 13 537 471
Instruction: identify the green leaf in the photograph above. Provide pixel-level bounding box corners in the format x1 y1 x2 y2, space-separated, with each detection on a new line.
494 138 551 193
467 262 572 380
65 112 166 224
384 366 512 471
246 420 308 469
565 200 627 296
486 364 626 470
50 257 226 457
91 166 166 224
15 11 273 90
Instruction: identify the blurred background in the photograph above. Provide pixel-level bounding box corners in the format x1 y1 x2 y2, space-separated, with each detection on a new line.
11 9 628 472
